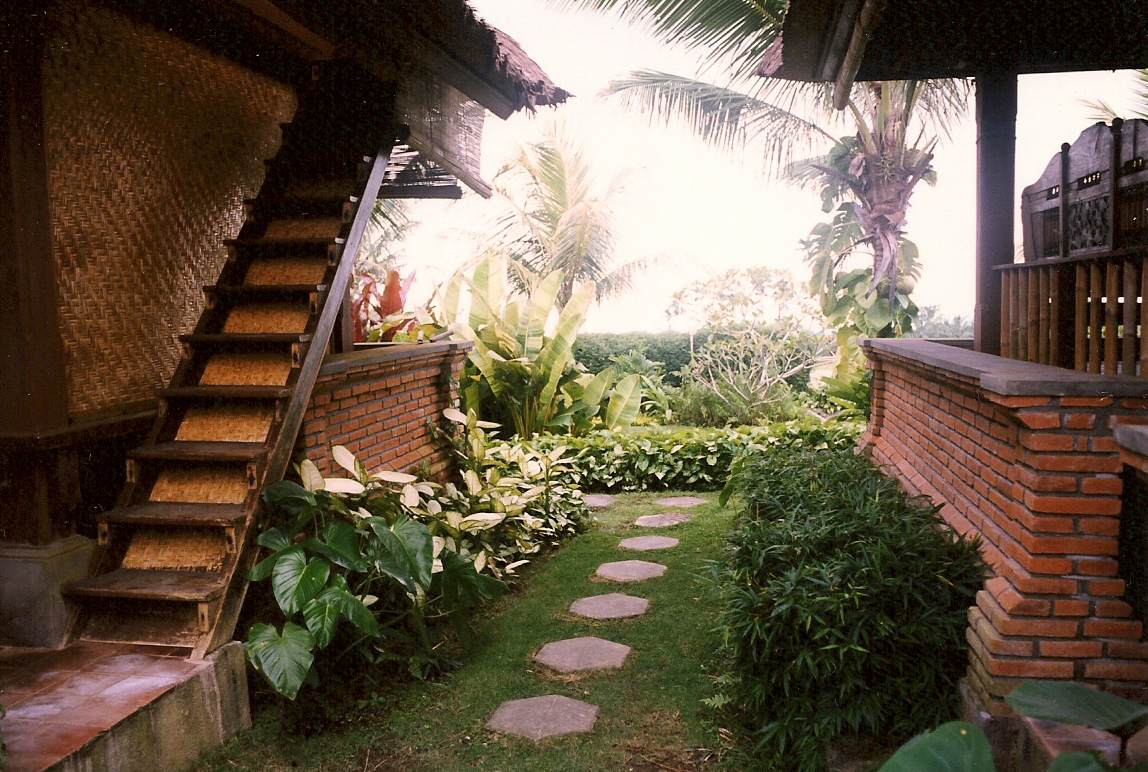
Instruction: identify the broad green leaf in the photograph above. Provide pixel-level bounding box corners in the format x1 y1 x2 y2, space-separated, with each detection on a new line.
581 368 614 408
262 480 317 515
432 549 507 610
605 374 643 428
537 348 572 428
521 271 562 358
256 526 292 552
270 547 330 615
1006 680 1148 734
320 583 380 637
302 595 340 649
301 523 363 571
537 281 593 371
878 722 994 772
244 622 314 699
366 514 433 594
442 407 467 425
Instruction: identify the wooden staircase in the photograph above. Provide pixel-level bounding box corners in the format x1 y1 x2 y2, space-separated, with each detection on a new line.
67 63 400 658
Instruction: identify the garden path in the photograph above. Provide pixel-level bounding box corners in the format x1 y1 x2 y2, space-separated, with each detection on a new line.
483 495 705 741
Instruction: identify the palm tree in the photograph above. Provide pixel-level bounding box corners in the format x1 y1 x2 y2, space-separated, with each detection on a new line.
554 0 969 326
486 128 647 306
1084 69 1148 121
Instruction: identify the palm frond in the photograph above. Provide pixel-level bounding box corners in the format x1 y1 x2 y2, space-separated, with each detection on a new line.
550 0 785 76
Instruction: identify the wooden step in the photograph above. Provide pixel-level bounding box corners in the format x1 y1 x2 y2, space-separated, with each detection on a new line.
100 502 246 528
68 568 227 602
130 441 268 463
161 384 292 400
179 332 312 346
207 282 328 299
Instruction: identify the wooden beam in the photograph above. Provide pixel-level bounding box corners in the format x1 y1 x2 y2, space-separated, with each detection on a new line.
832 0 882 111
973 72 1018 355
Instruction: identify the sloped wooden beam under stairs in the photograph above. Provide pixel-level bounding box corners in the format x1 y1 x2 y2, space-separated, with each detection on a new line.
67 63 402 658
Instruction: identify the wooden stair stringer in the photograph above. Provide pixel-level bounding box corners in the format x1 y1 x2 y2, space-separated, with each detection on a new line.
196 133 398 658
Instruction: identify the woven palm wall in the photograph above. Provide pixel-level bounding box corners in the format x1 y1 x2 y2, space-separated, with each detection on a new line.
42 0 297 418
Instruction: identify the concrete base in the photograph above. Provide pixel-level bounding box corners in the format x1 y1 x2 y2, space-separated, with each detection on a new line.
0 536 93 648
51 641 251 772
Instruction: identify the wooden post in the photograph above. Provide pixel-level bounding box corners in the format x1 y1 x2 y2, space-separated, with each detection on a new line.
0 7 80 544
973 72 1018 355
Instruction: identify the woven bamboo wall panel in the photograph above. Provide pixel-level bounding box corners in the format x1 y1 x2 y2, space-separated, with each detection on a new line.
43 1 297 417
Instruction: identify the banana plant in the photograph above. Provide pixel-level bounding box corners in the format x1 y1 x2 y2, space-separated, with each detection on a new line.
439 255 641 438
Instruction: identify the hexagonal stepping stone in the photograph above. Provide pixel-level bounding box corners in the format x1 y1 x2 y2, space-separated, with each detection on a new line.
583 493 617 509
595 559 667 582
485 694 599 740
534 636 631 673
619 535 679 551
634 512 691 528
655 495 707 508
569 593 649 619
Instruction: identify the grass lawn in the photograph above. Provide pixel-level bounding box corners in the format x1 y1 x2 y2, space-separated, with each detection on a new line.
193 492 738 772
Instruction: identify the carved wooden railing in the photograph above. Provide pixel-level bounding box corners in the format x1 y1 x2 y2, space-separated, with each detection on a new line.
1001 118 1148 375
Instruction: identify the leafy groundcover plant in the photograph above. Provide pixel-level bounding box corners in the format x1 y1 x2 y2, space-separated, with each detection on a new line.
529 418 859 492
715 447 987 772
244 410 589 706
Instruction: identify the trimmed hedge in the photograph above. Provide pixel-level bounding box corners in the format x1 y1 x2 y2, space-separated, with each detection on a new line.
528 419 860 492
716 448 987 772
574 332 695 386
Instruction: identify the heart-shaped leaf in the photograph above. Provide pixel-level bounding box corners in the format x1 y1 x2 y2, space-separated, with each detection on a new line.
244 622 314 699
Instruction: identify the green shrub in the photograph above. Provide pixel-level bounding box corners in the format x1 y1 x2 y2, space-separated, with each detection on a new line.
529 420 860 492
575 332 695 386
716 448 986 772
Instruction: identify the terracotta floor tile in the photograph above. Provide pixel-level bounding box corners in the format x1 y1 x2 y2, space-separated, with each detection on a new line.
32 642 123 672
82 653 161 675
4 690 88 721
0 647 48 667
38 696 122 731
52 671 129 697
0 668 72 695
136 657 205 679
120 644 190 658
91 675 179 710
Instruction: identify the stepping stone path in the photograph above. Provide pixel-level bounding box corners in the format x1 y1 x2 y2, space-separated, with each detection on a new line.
595 559 667 582
485 695 600 740
619 535 679 551
486 494 701 741
569 593 649 619
534 636 631 673
634 512 691 528
654 495 707 508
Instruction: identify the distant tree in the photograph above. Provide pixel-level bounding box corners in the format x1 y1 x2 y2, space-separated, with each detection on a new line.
907 305 973 339
485 127 648 306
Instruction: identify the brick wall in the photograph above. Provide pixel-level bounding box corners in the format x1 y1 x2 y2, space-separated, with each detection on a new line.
298 341 469 481
861 339 1148 713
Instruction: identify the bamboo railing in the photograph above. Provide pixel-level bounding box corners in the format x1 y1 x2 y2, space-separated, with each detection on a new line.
998 252 1148 375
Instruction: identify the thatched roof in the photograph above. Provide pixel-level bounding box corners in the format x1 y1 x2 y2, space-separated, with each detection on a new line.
268 0 569 119
765 0 1148 90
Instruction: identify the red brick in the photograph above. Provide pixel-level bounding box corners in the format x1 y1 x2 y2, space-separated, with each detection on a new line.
1096 600 1134 618
1019 555 1076 574
1075 558 1121 577
1084 661 1148 681
1017 472 1080 493
1060 397 1115 408
1013 574 1079 597
1052 599 1091 617
1024 495 1122 516
1021 534 1120 556
1017 412 1063 430
1105 641 1148 659
1090 437 1121 453
1081 476 1124 495
1064 413 1098 430
1039 639 1104 658
986 657 1075 678
995 396 1054 408
1084 619 1143 638
1089 579 1128 596
1079 518 1121 537
1020 432 1076 452
970 610 1036 656
1024 454 1123 474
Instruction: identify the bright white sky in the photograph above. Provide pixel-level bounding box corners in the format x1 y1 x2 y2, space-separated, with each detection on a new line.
398 0 1141 333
